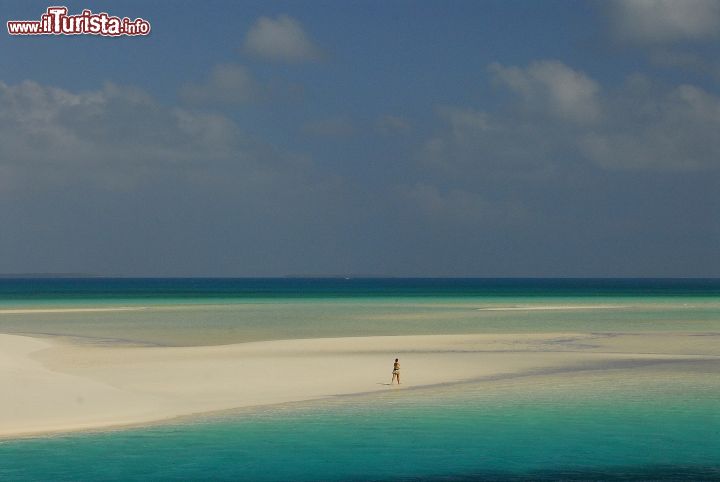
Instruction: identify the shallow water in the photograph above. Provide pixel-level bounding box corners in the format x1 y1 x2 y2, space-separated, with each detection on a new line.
2 361 719 481
1 278 719 345
1 297 720 346
1 279 719 480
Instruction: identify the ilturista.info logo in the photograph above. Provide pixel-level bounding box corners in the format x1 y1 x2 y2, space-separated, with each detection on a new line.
7 6 151 36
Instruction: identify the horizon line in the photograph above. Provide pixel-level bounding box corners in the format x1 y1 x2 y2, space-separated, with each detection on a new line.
0 275 719 280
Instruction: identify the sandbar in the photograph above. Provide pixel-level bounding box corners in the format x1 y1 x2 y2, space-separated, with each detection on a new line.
1 332 716 438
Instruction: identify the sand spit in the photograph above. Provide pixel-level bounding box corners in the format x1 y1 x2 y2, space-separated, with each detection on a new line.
1 332 716 438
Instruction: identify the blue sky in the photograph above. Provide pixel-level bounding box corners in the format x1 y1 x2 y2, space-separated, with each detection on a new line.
0 0 718 276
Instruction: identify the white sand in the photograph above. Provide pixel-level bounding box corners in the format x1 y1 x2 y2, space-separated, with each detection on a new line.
0 307 148 314
1 332 716 438
474 305 626 311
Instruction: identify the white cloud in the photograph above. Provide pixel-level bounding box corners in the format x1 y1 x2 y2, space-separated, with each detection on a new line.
417 60 720 175
0 80 297 193
579 83 720 170
180 64 261 105
243 15 322 63
0 80 243 166
375 115 411 136
418 103 562 183
436 106 491 139
608 0 720 44
489 60 601 123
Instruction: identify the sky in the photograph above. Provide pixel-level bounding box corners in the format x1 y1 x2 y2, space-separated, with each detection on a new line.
0 0 718 277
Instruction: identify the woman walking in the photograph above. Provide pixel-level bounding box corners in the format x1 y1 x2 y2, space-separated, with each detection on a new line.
391 358 401 384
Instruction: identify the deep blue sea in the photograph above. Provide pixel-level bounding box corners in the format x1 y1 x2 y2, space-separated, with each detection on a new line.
1 277 719 302
1 278 719 481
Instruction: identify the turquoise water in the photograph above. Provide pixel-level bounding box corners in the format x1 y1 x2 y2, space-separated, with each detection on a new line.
1 298 719 346
2 362 719 481
1 299 720 346
2 278 719 346
1 279 719 480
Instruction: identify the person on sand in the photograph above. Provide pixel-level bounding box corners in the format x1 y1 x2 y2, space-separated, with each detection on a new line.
391 358 401 384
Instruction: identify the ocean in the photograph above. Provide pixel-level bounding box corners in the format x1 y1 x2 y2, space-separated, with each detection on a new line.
1 278 719 480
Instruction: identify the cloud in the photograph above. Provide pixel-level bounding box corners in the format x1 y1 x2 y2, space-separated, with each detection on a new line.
0 78 365 276
648 49 720 78
375 115 411 136
418 106 501 175
607 0 720 44
579 82 720 170
489 60 601 123
0 79 325 196
420 61 720 174
243 15 322 63
398 183 502 225
435 106 491 139
418 100 564 183
0 80 244 171
180 64 261 105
